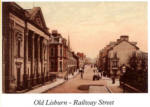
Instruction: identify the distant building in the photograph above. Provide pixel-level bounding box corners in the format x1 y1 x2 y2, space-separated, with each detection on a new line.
67 51 78 74
49 31 78 77
77 52 86 68
49 30 68 73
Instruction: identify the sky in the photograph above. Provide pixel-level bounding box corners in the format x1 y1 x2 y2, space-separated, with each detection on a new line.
17 2 147 59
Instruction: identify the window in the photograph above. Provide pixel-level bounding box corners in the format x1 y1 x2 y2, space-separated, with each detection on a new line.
112 61 118 68
16 33 22 58
17 40 21 57
51 48 54 57
60 47 62 57
51 61 54 70
60 61 62 72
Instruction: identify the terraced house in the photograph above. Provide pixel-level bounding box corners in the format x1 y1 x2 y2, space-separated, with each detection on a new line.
97 35 146 77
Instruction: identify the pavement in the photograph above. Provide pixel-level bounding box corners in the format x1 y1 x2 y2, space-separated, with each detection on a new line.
106 79 123 93
26 71 79 93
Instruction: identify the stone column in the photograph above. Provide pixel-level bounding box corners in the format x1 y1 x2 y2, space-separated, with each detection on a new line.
46 42 49 81
23 28 28 89
37 36 40 84
8 21 16 93
31 33 35 86
47 41 50 81
41 38 44 84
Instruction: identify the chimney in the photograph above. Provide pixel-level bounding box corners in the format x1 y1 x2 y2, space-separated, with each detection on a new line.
52 30 58 37
120 35 129 41
117 39 121 42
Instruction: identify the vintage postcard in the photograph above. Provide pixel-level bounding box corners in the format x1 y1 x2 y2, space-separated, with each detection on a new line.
1 0 149 107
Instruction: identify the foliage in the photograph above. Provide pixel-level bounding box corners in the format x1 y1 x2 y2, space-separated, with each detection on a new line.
121 52 148 92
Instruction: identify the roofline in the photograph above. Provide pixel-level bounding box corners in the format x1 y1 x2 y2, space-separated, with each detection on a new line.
108 40 139 51
4 2 51 36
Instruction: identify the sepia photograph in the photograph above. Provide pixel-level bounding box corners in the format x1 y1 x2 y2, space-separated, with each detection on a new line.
2 1 148 94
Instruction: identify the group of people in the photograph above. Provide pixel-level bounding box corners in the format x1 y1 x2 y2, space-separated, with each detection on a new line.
91 65 103 80
78 64 127 84
78 64 104 80
65 64 104 80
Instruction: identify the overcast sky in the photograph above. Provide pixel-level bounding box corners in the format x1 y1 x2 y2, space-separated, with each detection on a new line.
17 2 147 59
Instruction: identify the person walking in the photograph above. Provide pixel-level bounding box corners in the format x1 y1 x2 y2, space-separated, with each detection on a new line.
98 67 102 79
79 67 84 79
64 66 69 80
112 74 116 84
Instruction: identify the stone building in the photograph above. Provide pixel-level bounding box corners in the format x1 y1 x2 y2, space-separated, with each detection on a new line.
49 30 68 74
49 31 79 77
67 51 78 74
2 2 51 93
77 52 86 68
98 35 140 77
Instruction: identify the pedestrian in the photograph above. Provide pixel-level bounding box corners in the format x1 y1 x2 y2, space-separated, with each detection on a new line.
79 68 84 79
64 67 69 80
112 74 115 84
64 71 68 80
98 68 102 79
93 66 100 80
93 66 97 73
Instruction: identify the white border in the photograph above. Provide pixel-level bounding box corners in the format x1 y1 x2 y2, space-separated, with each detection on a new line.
0 0 150 107
1 0 149 2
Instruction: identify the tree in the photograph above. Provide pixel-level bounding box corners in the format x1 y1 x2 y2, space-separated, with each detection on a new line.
128 52 138 71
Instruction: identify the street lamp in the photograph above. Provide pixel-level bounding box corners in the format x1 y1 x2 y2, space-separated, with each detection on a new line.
111 53 119 84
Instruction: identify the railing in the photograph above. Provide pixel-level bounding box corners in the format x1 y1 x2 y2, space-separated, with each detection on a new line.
121 82 143 93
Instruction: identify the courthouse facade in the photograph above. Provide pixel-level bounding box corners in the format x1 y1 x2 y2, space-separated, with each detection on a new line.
2 2 51 92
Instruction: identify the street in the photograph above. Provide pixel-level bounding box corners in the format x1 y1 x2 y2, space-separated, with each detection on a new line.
46 65 123 93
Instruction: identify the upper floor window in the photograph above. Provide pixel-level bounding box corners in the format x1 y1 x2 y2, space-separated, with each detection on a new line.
16 33 22 58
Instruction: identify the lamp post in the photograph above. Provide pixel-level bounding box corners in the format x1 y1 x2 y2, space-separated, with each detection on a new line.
111 53 119 84
121 64 126 92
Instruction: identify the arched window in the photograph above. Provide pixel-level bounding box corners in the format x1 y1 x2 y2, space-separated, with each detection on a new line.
16 33 22 58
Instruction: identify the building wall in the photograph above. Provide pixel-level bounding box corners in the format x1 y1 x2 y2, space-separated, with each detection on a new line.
3 2 51 93
9 12 25 91
108 41 138 75
49 44 58 72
